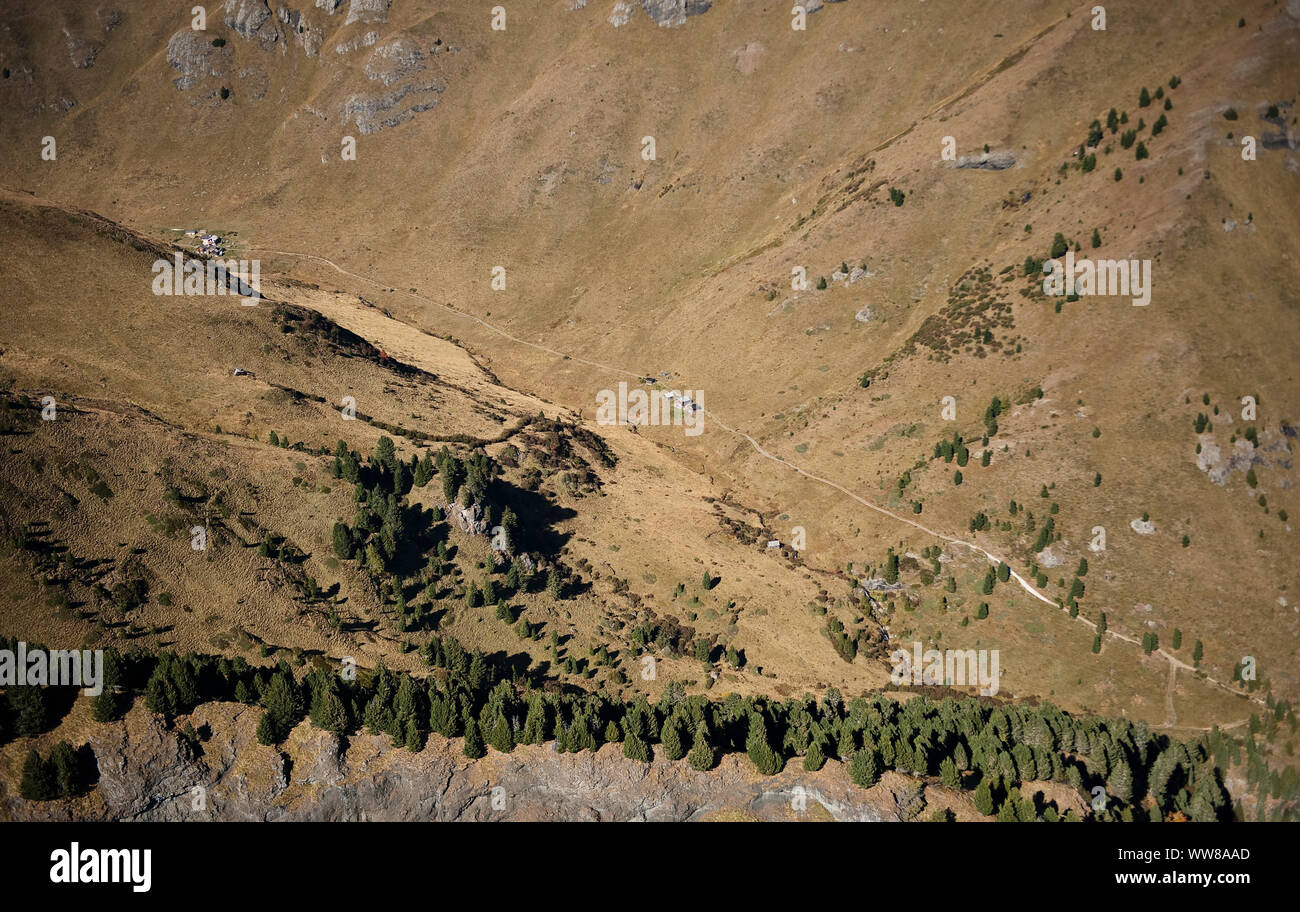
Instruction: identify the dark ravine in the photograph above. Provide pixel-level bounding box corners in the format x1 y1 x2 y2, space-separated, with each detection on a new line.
1 702 996 822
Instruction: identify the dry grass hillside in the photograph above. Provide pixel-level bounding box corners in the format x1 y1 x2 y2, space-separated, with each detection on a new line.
0 0 1297 811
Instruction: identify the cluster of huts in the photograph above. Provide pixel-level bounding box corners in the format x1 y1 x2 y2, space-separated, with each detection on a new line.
184 229 227 256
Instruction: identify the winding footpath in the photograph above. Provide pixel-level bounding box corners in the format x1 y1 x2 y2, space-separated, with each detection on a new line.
251 246 1264 726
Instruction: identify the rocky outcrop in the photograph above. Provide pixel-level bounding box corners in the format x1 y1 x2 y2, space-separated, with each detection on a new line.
443 498 492 537
334 30 379 54
223 0 280 49
609 2 637 27
642 0 713 28
336 35 448 133
955 150 1016 170
340 79 445 135
1198 436 1263 486
610 1 715 28
2 703 946 822
277 6 324 57
218 1 326 57
363 37 425 87
345 0 390 26
166 31 232 90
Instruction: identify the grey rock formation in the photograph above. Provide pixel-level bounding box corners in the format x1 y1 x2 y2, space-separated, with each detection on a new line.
1198 435 1268 486
364 38 426 87
859 578 907 592
955 150 1016 170
444 498 491 537
277 6 324 56
223 0 280 48
340 79 445 134
345 0 390 26
642 0 712 28
609 2 636 27
166 31 231 90
335 30 379 54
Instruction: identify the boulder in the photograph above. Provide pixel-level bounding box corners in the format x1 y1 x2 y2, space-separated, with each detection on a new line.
642 0 713 28
166 31 231 90
345 0 390 26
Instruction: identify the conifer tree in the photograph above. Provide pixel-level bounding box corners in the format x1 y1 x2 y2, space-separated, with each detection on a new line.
940 756 962 789
836 725 856 760
462 717 487 759
849 748 880 789
521 696 546 745
332 522 353 560
311 685 349 734
488 709 515 754
20 749 57 801
687 725 715 771
623 731 651 763
803 738 826 772
264 672 301 738
255 711 278 746
746 713 783 775
91 685 127 723
429 694 453 737
662 716 686 761
1108 757 1134 804
49 741 81 797
405 718 426 752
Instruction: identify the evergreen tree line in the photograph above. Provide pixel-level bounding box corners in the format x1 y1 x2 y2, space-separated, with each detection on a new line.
1 634 1247 820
